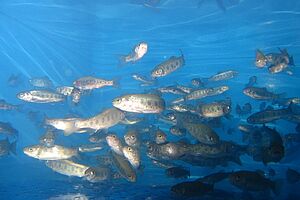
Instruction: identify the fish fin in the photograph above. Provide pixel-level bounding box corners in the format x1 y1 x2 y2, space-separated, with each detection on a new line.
113 77 121 88
10 140 17 155
271 179 283 196
118 54 131 67
63 129 74 136
216 0 226 11
289 56 295 66
233 156 242 166
179 49 185 65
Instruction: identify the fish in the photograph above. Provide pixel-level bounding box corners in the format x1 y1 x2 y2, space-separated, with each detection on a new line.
170 126 186 136
106 134 124 156
0 99 19 111
17 90 65 103
157 86 187 95
171 180 213 197
184 86 229 101
39 128 56 147
155 129 167 144
165 166 190 179
182 122 219 145
48 194 88 200
168 104 196 113
56 86 75 96
84 167 112 182
255 49 267 68
0 138 16 156
228 170 281 195
89 130 107 143
191 78 204 87
122 146 141 169
45 160 89 177
74 108 126 133
197 100 231 118
245 126 284 165
112 94 165 113
124 130 141 147
247 106 292 124
208 70 238 82
29 76 53 88
272 97 300 107
0 122 18 138
181 154 242 167
151 52 185 78
196 171 231 185
111 151 137 182
7 74 23 87
286 168 300 184
131 73 155 86
245 76 257 87
120 42 148 64
23 144 78 160
146 141 187 160
73 76 118 90
176 84 193 94
45 117 85 136
78 144 104 153
243 87 284 100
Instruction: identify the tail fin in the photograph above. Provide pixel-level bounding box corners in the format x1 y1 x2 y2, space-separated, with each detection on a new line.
112 77 121 88
118 55 131 66
289 56 295 66
271 179 283 196
10 140 17 155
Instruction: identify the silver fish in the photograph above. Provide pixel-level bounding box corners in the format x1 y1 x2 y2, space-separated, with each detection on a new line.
17 90 65 103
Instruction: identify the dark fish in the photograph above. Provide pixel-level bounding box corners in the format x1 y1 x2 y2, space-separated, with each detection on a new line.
229 170 281 195
165 166 190 179
247 106 292 124
181 154 242 167
0 122 18 138
196 171 231 185
0 138 17 156
246 126 284 165
171 180 213 197
243 87 284 100
170 126 186 136
245 76 257 87
286 168 300 184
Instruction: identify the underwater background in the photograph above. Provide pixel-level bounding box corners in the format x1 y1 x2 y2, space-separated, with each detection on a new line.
0 0 300 199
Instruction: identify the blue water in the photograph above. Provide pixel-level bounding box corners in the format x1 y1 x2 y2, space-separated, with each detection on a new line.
1 0 300 199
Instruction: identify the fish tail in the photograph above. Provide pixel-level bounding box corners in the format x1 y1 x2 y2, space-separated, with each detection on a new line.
10 140 17 155
112 77 121 88
179 49 185 65
118 55 132 67
289 56 295 66
271 179 283 196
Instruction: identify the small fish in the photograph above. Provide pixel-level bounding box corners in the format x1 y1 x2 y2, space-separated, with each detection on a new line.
208 70 238 82
56 86 75 96
245 76 257 87
120 42 148 64
23 144 78 160
165 166 190 179
29 76 53 88
122 146 141 169
247 106 292 124
191 78 204 87
45 117 84 136
17 90 65 103
157 86 187 95
243 87 284 100
112 94 165 114
197 100 231 118
7 74 23 87
196 171 231 185
170 126 186 136
229 170 281 195
39 128 56 147
0 99 19 111
132 73 155 86
124 130 141 148
0 138 16 156
46 160 89 177
155 129 167 144
111 151 137 182
255 49 267 68
286 168 300 184
0 122 18 138
183 122 219 145
106 134 124 155
184 86 229 101
171 180 213 197
78 144 104 153
73 76 118 90
84 167 112 182
151 52 185 78
89 130 107 143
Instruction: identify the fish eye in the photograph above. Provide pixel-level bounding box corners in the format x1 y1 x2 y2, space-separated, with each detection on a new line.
28 148 33 152
209 136 214 141
112 135 116 138
131 135 135 139
128 147 132 151
235 175 241 181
